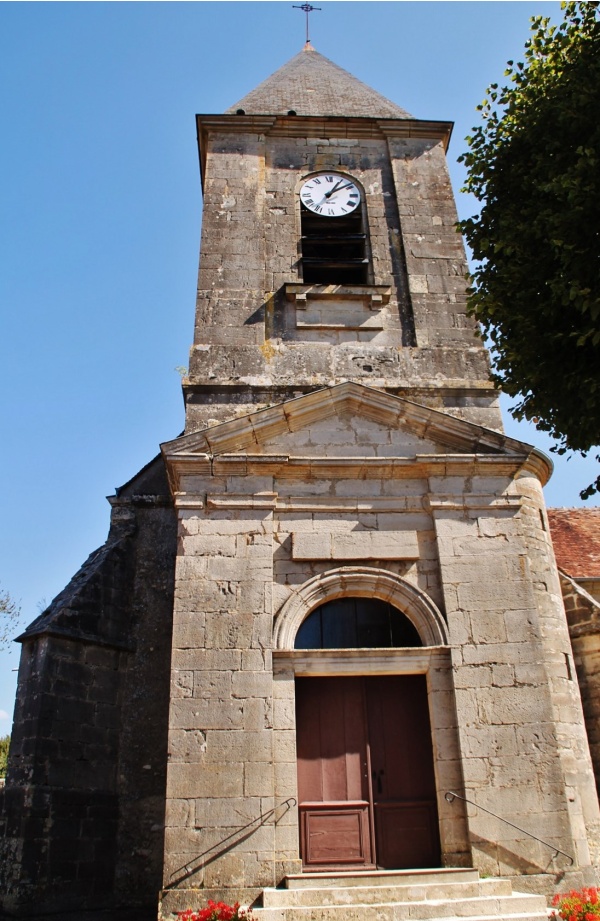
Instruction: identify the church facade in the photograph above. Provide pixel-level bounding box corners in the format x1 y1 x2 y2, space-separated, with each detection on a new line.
1 46 599 921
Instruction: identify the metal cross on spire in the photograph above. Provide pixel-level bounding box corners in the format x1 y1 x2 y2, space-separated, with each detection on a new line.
292 3 321 45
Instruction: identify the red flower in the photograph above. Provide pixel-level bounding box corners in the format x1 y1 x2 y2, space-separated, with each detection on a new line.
178 902 253 921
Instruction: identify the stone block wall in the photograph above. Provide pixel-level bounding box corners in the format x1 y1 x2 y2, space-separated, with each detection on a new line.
0 458 177 917
432 473 600 890
162 490 279 915
0 635 125 914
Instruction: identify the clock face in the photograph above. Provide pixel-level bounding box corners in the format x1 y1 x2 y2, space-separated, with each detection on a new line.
300 172 361 217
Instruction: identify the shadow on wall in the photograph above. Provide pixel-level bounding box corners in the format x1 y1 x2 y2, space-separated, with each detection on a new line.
470 833 570 881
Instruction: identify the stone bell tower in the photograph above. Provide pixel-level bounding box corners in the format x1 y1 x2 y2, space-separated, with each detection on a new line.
184 44 501 434
159 44 600 918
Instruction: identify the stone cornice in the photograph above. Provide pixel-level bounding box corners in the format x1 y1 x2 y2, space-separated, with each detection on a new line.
196 114 453 187
166 452 537 499
196 113 452 141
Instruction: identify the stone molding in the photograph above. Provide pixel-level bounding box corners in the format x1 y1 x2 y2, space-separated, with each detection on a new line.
285 283 391 311
169 454 538 498
196 114 452 144
175 493 430 512
275 495 425 513
273 566 449 649
427 495 523 512
273 646 451 676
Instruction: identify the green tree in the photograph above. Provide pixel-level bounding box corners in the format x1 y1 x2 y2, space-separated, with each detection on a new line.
1 584 21 652
0 735 10 779
459 2 600 497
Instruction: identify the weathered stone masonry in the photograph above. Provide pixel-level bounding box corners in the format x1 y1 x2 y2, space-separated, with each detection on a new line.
0 460 177 915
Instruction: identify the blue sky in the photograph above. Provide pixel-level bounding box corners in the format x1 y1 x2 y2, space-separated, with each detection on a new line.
1 0 597 726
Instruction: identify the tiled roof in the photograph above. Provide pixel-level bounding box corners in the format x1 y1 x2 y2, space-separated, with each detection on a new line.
548 508 600 579
227 44 412 119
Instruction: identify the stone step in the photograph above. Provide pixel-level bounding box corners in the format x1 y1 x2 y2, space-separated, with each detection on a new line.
397 915 549 921
285 868 481 889
253 893 549 921
263 878 515 908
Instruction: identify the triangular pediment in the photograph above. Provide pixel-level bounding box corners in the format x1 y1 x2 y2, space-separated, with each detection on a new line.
162 382 548 472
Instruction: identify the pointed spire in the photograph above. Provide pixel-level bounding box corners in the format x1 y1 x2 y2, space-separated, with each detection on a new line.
227 47 412 119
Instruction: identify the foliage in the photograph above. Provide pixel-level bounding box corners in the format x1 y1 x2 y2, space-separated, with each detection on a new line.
459 2 600 497
177 902 252 921
0 584 21 653
0 735 10 778
552 887 600 921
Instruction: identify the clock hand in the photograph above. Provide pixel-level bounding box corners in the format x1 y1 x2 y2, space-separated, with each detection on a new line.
324 181 355 203
317 182 343 206
316 181 357 210
324 179 344 199
328 181 355 197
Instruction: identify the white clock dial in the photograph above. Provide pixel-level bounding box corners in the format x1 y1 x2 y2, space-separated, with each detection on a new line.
300 172 362 217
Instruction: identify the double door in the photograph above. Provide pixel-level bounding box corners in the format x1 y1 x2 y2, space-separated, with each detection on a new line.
295 675 440 870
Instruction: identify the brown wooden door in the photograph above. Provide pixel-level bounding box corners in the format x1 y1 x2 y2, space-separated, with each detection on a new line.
295 675 440 870
366 675 441 869
295 677 373 868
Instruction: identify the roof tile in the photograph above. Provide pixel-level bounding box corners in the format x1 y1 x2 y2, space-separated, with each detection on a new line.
548 508 600 579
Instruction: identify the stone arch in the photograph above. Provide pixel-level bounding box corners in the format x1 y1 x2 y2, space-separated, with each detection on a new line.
273 566 448 650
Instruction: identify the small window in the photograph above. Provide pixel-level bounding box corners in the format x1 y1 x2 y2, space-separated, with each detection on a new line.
294 597 422 649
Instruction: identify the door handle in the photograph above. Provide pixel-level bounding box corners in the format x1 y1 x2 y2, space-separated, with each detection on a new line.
372 769 385 795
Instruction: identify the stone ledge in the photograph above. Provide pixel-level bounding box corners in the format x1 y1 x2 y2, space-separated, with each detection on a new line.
273 647 452 676
285 283 391 311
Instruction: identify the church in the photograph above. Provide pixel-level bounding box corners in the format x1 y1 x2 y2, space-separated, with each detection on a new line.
1 43 600 921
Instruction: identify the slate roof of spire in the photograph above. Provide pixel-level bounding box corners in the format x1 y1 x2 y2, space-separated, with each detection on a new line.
227 44 413 119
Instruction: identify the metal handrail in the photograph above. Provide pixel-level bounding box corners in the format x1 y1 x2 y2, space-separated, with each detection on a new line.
445 790 574 866
166 796 297 888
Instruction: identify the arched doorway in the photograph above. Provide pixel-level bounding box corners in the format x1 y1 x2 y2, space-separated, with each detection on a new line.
294 598 441 871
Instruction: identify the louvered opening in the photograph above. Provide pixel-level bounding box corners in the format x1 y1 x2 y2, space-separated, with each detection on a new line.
301 208 369 285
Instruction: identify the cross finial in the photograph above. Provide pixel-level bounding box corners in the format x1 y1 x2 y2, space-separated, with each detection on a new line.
292 4 321 45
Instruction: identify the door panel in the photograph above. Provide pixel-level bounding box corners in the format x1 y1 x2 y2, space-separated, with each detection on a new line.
301 804 371 866
367 675 441 869
295 675 440 870
296 677 373 868
374 801 440 869
366 675 438 800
